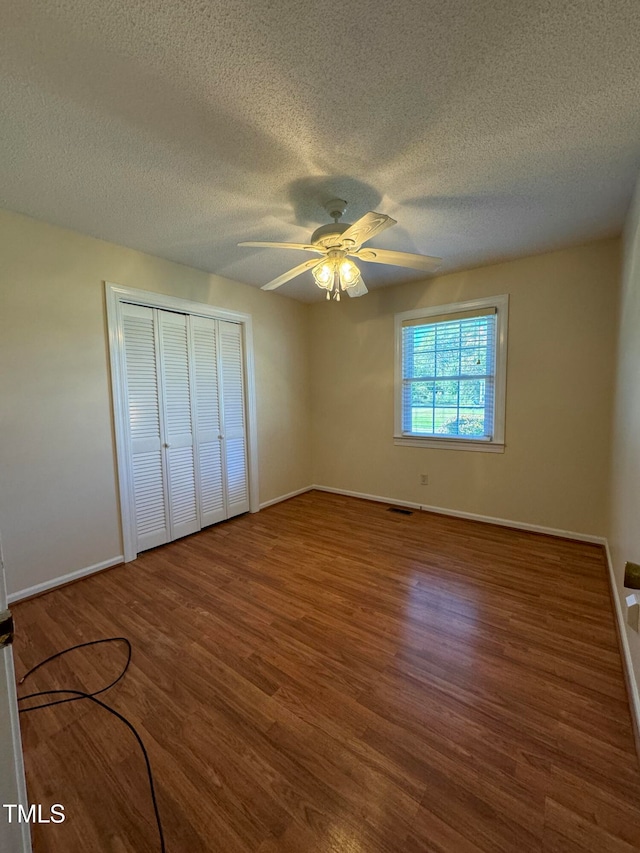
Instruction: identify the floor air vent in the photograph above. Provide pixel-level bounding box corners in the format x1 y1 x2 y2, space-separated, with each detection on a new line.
387 506 413 515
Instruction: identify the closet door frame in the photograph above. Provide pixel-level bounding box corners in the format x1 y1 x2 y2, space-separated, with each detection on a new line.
105 282 259 562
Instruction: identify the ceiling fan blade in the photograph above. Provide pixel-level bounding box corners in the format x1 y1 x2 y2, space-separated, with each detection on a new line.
353 247 442 272
339 212 397 249
239 241 322 254
261 258 320 291
346 276 368 298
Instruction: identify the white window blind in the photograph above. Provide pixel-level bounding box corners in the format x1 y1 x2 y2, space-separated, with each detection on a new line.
395 296 508 450
402 309 496 440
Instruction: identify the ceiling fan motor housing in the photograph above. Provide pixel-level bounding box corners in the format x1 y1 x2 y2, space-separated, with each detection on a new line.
310 221 352 250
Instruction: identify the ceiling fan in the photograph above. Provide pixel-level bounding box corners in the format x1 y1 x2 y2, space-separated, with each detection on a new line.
238 199 442 300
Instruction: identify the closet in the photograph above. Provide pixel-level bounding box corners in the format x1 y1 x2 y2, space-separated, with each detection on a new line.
121 303 249 553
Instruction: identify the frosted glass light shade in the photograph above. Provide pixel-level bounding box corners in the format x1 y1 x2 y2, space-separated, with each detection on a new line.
339 259 359 287
313 257 361 292
312 261 334 289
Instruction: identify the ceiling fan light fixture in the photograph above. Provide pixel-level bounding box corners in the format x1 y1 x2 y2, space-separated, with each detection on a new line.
312 259 334 289
339 258 360 287
312 255 361 300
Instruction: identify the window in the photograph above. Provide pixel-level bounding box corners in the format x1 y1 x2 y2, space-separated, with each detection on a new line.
394 295 508 451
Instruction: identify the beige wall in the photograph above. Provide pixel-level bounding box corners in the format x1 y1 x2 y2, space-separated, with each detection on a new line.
0 209 311 597
609 179 640 719
0 207 623 602
310 239 620 536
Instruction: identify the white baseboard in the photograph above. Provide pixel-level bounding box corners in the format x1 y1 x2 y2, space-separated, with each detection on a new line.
8 555 124 604
259 486 313 510
312 485 422 511
602 541 640 754
416 501 607 545
312 484 605 543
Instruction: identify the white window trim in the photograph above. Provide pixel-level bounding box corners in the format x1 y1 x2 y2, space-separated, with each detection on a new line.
394 294 508 452
105 282 260 562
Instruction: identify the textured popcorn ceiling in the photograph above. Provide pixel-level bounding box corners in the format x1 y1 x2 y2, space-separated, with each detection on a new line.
1 1 640 301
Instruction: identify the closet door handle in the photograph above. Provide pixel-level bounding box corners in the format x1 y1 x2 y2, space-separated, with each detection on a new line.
218 434 224 440
163 443 171 448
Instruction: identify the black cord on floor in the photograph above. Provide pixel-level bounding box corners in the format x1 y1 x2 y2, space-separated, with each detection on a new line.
18 637 132 704
17 637 166 853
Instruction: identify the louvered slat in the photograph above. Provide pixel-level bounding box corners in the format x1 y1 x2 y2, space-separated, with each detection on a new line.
124 314 161 444
225 439 248 506
167 448 199 525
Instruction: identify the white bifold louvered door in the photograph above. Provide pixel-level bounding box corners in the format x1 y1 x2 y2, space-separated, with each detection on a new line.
157 310 200 541
122 303 170 552
191 317 250 523
219 320 250 517
121 304 249 554
190 315 225 527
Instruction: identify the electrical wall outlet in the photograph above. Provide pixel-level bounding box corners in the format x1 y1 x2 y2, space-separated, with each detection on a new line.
420 474 429 485
626 593 640 631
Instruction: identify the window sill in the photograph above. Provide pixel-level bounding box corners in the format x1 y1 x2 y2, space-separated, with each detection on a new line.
393 435 505 453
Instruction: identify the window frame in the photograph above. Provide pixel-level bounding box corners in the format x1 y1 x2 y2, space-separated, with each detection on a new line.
394 294 508 452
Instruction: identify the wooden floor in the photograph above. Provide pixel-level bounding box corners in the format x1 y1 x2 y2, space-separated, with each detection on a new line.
12 490 640 852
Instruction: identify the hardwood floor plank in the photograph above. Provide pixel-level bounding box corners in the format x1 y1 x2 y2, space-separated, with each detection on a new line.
11 491 640 852
543 797 639 853
403 803 487 853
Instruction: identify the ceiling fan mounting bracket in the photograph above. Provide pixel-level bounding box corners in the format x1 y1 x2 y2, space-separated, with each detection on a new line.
323 198 348 222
